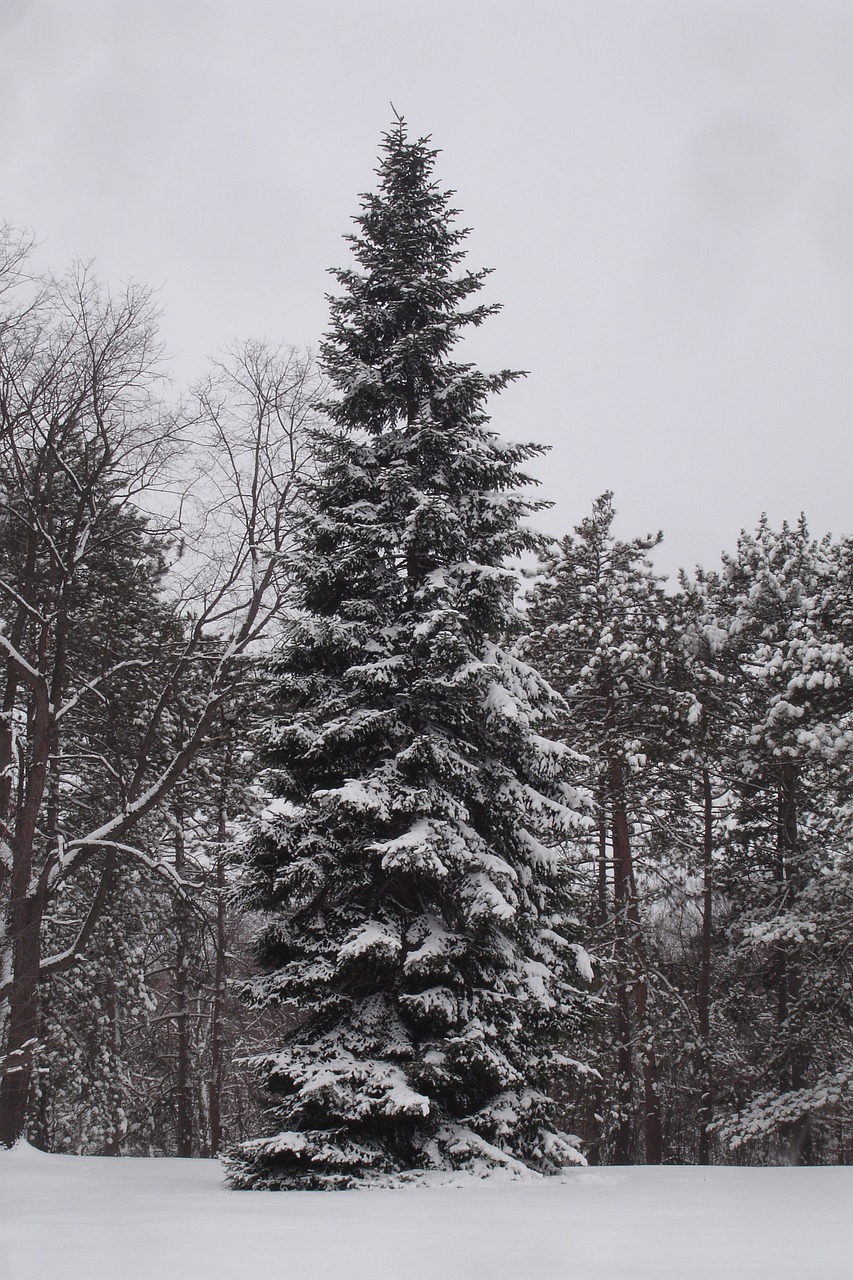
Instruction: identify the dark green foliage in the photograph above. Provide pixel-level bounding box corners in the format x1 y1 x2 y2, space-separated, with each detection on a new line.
227 121 593 1189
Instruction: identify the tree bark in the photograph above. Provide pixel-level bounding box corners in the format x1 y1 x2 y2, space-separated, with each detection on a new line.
597 777 609 928
0 676 52 1147
0 895 41 1146
697 765 714 1164
173 794 193 1158
610 768 634 1165
103 974 123 1156
208 849 228 1156
609 750 662 1165
208 730 234 1156
776 761 812 1164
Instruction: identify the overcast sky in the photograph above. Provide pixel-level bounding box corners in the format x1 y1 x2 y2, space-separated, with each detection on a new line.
3 0 852 578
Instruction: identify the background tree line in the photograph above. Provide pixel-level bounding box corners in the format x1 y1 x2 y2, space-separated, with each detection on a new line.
2 219 852 1165
0 225 316 1153
525 493 853 1166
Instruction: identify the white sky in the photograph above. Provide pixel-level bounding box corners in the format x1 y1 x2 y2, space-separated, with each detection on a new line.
2 0 852 578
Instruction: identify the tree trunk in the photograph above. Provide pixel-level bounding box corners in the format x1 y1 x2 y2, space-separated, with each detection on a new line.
208 846 228 1156
596 777 609 928
776 762 811 1164
609 752 663 1165
612 958 635 1164
610 771 634 1164
0 894 42 1146
103 974 123 1156
697 765 714 1164
208 727 235 1156
0 570 57 1146
173 796 194 1158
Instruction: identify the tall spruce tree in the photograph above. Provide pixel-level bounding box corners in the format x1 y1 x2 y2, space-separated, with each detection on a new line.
226 119 593 1189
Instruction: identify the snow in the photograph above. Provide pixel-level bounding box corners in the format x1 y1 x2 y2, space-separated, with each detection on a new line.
316 779 391 818
403 917 462 970
483 680 520 719
2 1144 852 1280
337 921 402 964
570 941 595 983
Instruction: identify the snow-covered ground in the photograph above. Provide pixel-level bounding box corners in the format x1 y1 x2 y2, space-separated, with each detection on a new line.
2 1141 851 1280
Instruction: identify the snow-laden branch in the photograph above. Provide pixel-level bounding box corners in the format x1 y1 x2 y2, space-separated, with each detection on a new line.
54 659 151 723
0 631 46 691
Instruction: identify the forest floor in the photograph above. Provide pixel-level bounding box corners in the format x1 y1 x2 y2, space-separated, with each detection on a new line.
1 1139 851 1279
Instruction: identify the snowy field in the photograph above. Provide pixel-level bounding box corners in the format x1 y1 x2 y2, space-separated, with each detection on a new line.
2 1142 851 1280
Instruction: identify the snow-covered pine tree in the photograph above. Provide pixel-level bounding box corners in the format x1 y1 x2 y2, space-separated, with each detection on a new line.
225 119 593 1189
523 494 676 1165
696 518 853 1164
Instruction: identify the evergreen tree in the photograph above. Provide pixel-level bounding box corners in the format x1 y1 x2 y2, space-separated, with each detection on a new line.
669 571 739 1164
523 494 680 1164
226 119 593 1189
695 518 853 1163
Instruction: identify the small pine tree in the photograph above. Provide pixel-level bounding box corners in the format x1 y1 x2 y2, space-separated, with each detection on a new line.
226 119 593 1189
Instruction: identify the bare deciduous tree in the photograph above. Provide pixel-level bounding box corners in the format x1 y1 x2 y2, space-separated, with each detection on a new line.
0 231 318 1147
